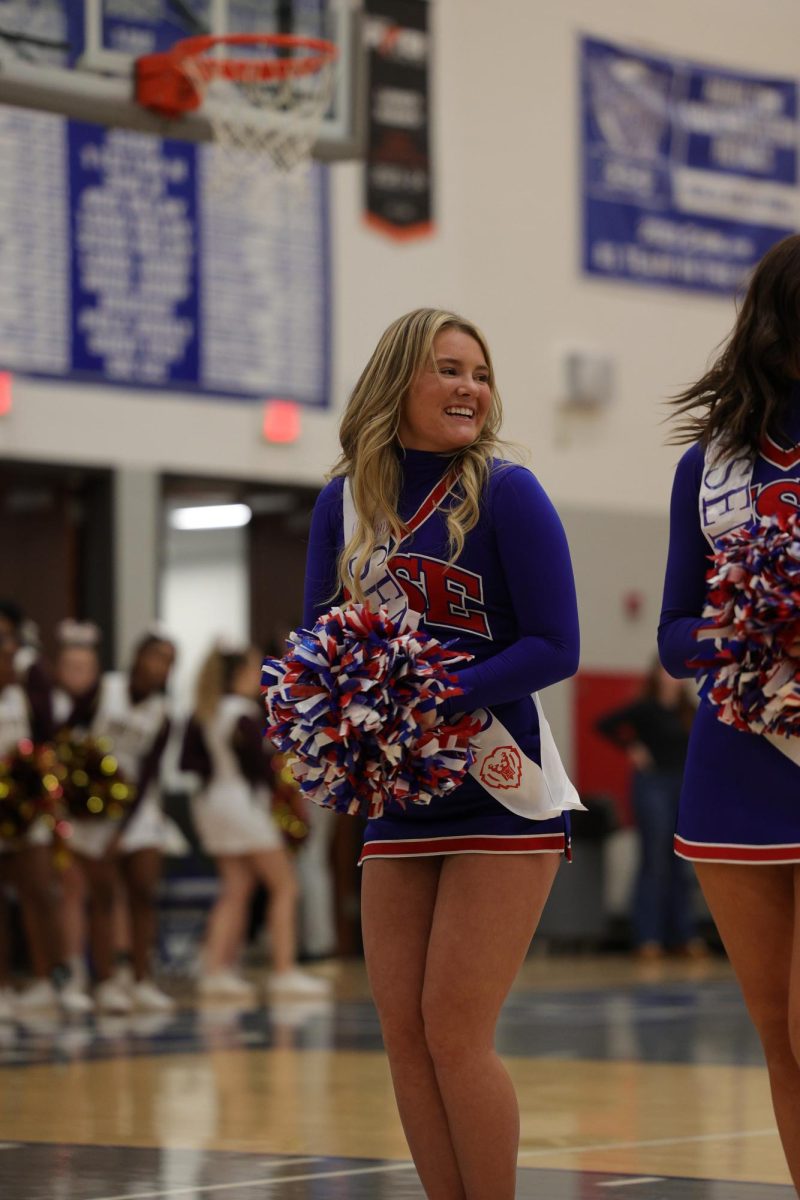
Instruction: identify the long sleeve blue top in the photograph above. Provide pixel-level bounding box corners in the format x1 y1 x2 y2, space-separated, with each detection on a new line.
303 449 579 766
657 409 800 839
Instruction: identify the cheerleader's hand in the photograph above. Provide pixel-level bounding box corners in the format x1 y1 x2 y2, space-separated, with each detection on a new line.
788 639 800 660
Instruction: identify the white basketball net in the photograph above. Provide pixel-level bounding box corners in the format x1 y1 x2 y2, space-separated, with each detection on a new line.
182 46 337 187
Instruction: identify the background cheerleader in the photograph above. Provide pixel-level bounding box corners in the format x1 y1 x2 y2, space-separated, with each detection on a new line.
50 619 103 1001
69 628 178 1013
181 640 329 999
0 615 89 1016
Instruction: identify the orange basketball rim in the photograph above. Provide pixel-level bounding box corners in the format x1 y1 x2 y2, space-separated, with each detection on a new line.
136 33 339 120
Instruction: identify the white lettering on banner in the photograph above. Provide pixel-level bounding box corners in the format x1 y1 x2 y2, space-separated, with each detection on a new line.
370 164 429 193
701 77 781 110
638 217 754 258
372 88 426 131
591 240 749 288
673 167 800 230
363 18 429 64
0 110 69 374
603 159 658 197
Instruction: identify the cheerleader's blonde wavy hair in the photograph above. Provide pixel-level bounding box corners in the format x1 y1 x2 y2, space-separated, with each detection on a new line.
331 308 508 603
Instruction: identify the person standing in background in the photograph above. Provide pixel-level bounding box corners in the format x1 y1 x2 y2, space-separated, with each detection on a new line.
596 659 703 959
70 628 178 1013
0 628 89 1016
180 641 330 999
50 619 103 999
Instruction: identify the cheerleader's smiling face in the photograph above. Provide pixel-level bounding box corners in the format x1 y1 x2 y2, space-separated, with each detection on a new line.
399 328 492 454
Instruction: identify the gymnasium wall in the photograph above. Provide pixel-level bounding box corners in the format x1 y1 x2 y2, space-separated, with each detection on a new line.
3 0 799 503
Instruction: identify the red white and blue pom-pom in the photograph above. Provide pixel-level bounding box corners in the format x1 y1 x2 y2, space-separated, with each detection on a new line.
261 604 481 819
691 512 800 736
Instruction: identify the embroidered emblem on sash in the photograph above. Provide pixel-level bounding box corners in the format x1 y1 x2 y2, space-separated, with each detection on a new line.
479 745 522 790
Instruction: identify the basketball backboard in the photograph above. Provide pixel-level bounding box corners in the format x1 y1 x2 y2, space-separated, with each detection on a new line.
0 0 363 159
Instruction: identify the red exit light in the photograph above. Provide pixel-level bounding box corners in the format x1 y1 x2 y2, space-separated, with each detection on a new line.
262 399 301 444
0 373 12 416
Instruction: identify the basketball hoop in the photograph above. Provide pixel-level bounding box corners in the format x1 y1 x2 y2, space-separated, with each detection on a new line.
136 33 339 178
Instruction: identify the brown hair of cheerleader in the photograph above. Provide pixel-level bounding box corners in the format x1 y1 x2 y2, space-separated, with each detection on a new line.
669 233 800 454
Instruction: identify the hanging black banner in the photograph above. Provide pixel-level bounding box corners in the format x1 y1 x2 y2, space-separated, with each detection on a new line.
363 0 434 241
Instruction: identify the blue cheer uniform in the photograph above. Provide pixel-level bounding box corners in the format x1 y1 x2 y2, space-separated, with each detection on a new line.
303 448 581 862
659 399 800 864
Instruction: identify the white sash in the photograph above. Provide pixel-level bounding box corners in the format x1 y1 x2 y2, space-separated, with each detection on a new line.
698 440 800 767
343 477 584 819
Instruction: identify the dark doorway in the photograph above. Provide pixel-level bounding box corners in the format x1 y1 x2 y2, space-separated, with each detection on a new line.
161 474 319 654
0 459 114 666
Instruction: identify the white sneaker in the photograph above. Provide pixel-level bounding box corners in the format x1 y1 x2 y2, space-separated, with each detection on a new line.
15 979 59 1011
267 968 332 998
95 979 133 1015
131 979 176 1013
112 963 135 992
269 997 334 1029
198 971 257 1001
0 987 15 1023
67 956 90 991
59 982 94 1015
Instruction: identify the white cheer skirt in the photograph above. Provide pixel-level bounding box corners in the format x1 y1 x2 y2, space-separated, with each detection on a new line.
68 796 190 860
190 782 281 857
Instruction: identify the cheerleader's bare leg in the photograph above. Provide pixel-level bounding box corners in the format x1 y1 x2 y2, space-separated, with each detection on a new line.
76 852 119 981
202 856 257 973
119 848 162 981
59 856 88 970
361 857 467 1200
424 854 559 1200
12 844 63 979
250 849 299 974
0 863 12 987
695 862 800 1192
111 874 133 965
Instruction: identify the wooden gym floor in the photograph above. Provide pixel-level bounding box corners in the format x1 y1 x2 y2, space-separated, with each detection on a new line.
0 955 794 1198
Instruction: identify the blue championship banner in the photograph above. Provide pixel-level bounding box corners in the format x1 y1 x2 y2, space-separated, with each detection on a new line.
0 3 331 407
581 36 799 295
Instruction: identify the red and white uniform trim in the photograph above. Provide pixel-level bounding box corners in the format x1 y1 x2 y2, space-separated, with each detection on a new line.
675 834 800 865
359 831 567 864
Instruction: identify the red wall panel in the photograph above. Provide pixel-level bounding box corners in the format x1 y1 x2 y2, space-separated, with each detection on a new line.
574 669 645 826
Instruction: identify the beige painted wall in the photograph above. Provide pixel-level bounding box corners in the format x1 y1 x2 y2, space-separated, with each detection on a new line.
2 1 798 515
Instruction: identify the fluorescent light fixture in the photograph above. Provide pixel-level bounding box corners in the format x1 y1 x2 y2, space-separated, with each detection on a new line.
170 503 252 531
